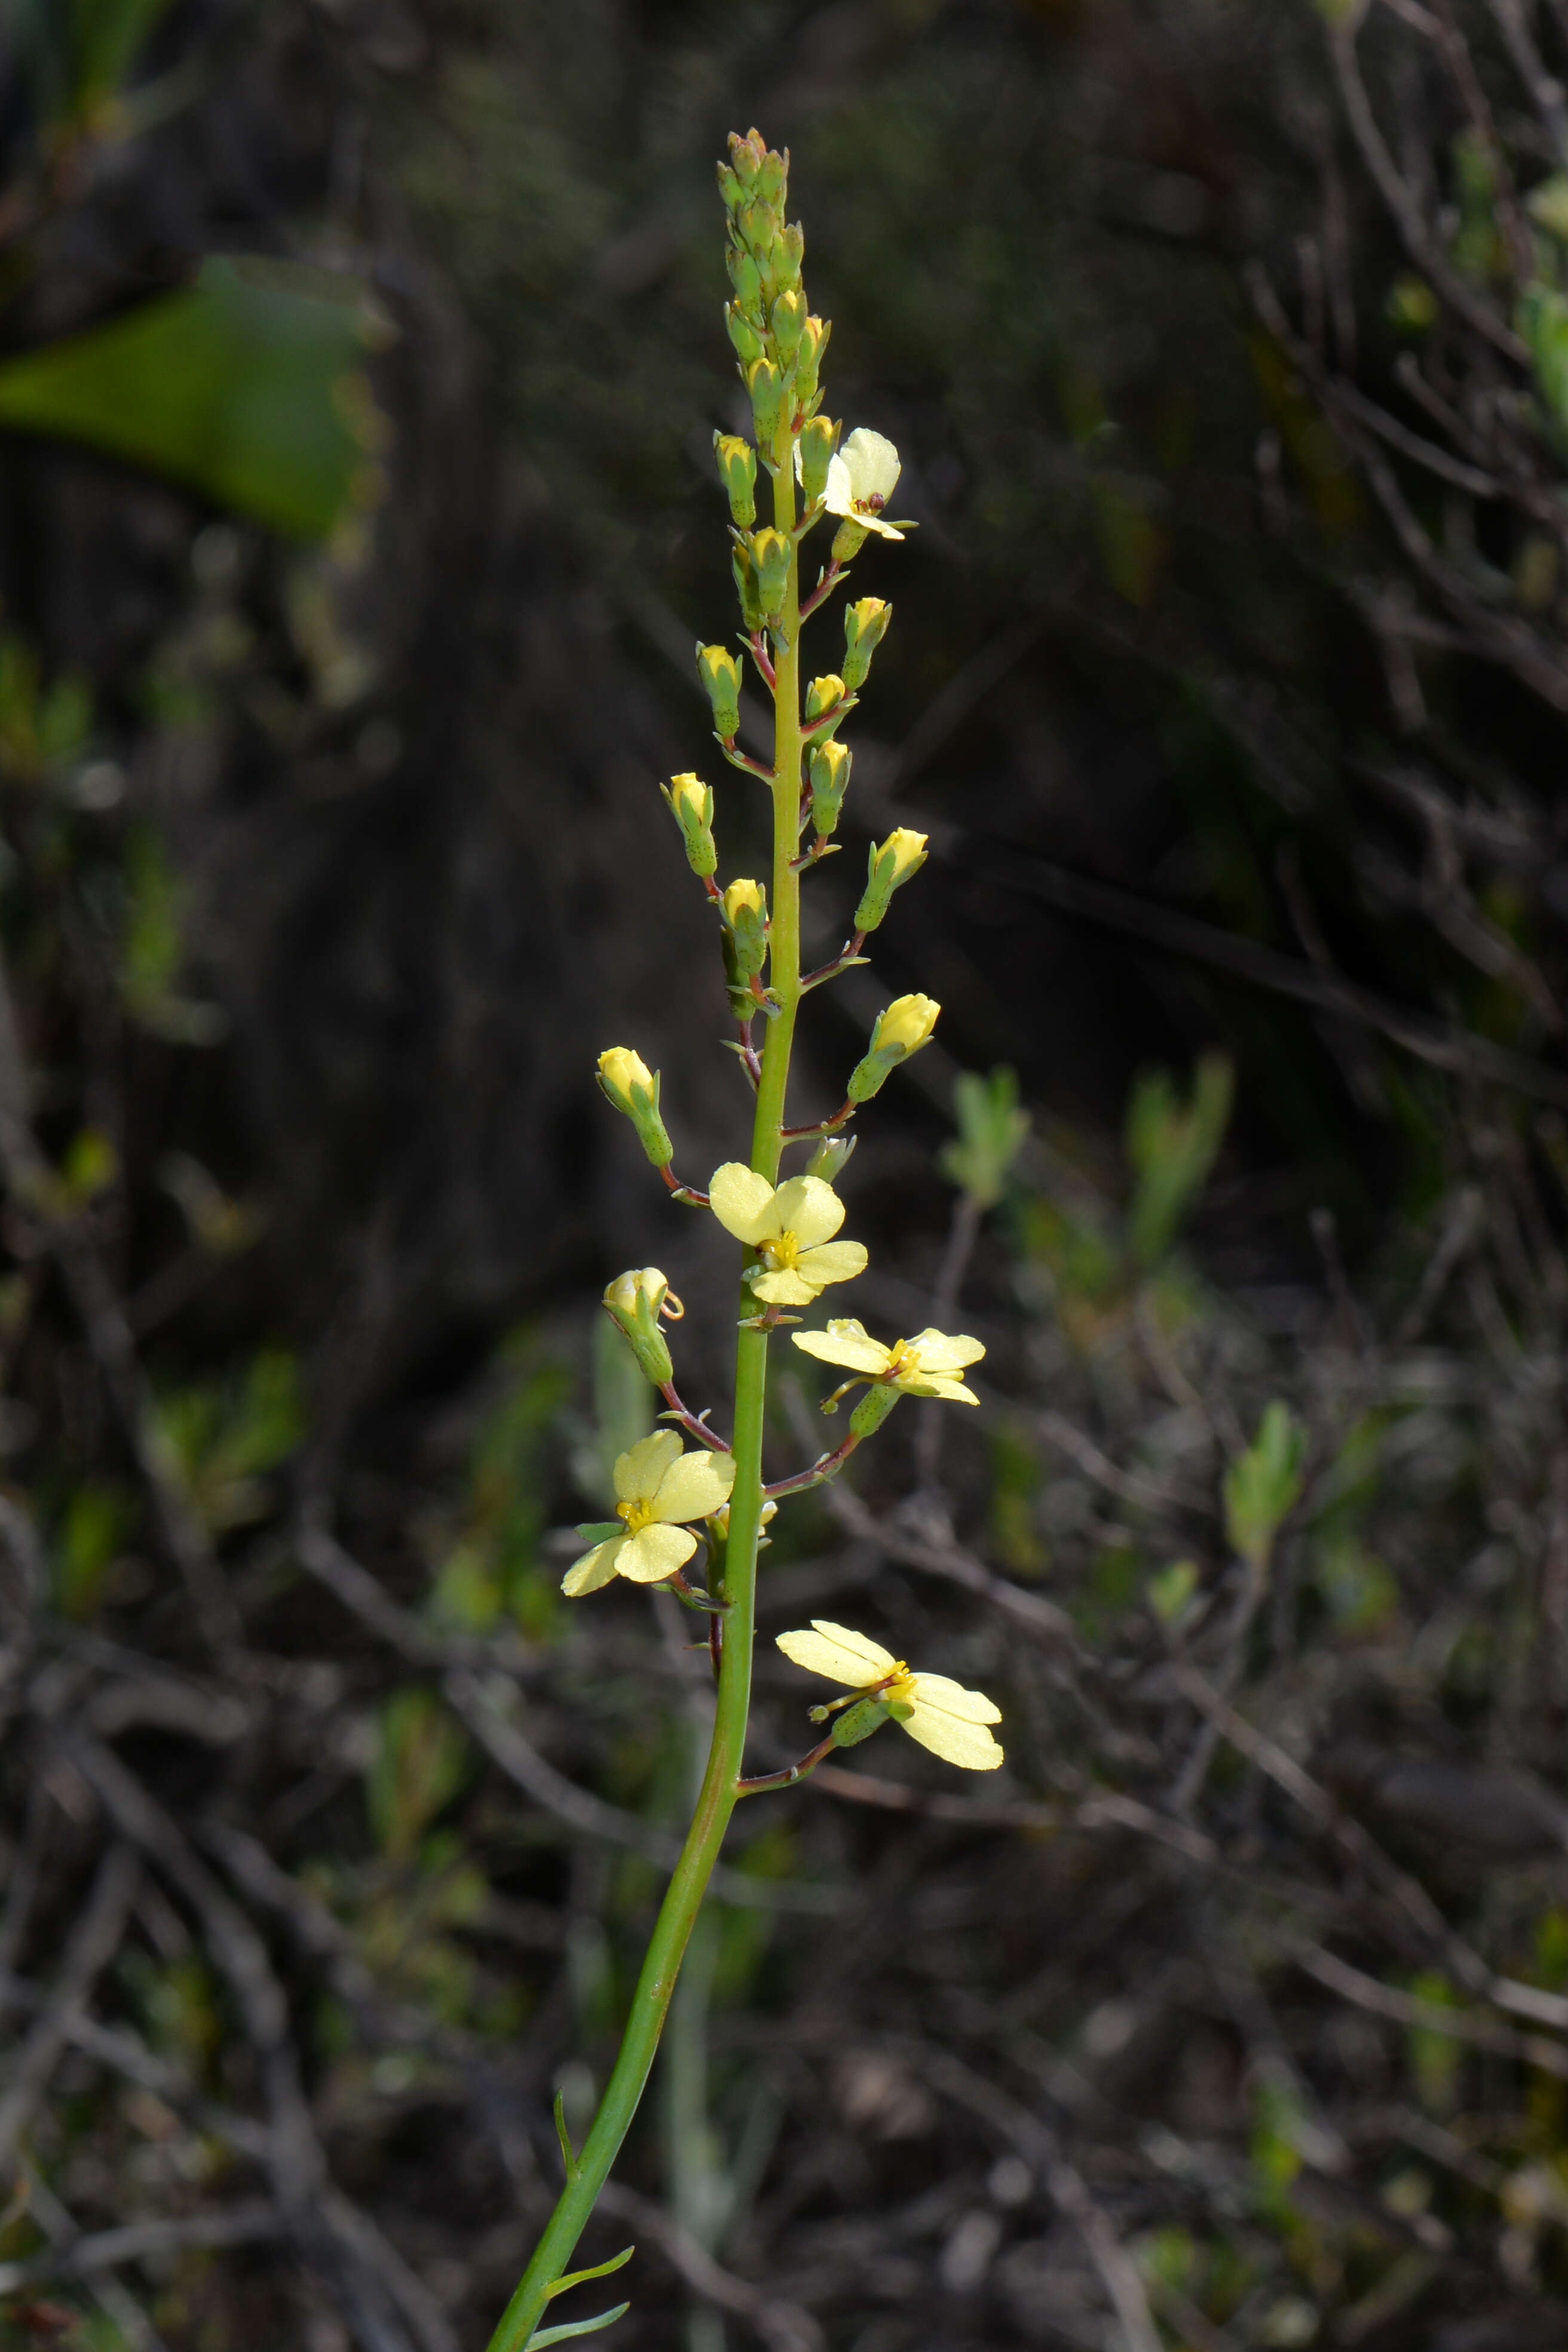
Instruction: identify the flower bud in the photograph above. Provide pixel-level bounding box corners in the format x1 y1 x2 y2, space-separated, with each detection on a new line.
774 221 804 291
755 148 788 209
659 772 717 878
794 316 829 409
798 415 837 505
849 1382 903 1440
846 994 940 1104
728 129 764 187
806 1133 857 1182
696 644 741 739
714 433 757 528
737 200 776 261
725 244 763 314
841 598 891 693
771 289 806 362
726 304 764 370
716 162 745 212
603 1266 679 1388
597 1046 674 1165
804 674 847 739
722 877 768 979
748 527 791 621
854 828 927 935
808 737 851 840
746 357 784 446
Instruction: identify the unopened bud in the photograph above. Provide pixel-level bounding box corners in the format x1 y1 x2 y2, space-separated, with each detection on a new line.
806 1133 857 1183
841 598 891 693
804 673 846 738
771 289 806 362
728 129 764 187
660 773 717 877
714 434 757 527
748 527 791 620
726 304 764 370
798 415 837 506
603 1266 680 1388
854 828 927 934
755 148 788 209
725 244 764 316
808 738 851 840
830 517 868 566
716 162 745 212
597 1047 674 1166
696 644 742 739
794 316 829 409
849 1382 903 1440
722 877 768 979
747 357 783 446
737 200 776 259
774 222 804 290
846 994 940 1104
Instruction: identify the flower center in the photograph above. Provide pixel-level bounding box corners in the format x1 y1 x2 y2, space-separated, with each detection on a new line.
761 1230 801 1271
617 1497 657 1535
884 1339 919 1380
853 492 887 514
877 1667 916 1704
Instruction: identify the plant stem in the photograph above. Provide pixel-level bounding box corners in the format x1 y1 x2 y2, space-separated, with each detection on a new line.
482 439 803 2352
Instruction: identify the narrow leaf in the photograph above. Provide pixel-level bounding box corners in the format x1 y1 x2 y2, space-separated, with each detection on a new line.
553 2090 580 2182
526 2302 630 2347
546 2249 633 2300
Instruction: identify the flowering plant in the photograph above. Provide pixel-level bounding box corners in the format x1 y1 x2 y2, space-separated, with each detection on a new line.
485 130 1002 2352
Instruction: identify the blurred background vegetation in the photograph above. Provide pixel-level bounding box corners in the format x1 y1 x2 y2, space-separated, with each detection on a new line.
5 1 1568 2347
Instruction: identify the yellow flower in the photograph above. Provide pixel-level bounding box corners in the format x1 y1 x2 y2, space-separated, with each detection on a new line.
823 428 905 541
708 1165 868 1306
598 1046 654 1107
776 1620 1003 1771
792 1318 984 1404
872 994 939 1055
563 1431 734 1597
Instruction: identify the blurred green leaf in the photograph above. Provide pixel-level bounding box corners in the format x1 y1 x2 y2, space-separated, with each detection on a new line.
0 258 386 538
366 1688 470 1863
939 1066 1030 1209
68 0 176 112
53 1483 131 1619
1520 284 1568 443
1125 1051 1233 1267
157 1347 302 1531
1146 1557 1200 1627
1224 1402 1307 1572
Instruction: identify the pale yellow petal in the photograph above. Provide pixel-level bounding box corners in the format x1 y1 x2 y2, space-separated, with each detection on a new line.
562 1538 626 1597
795 1241 868 1290
617 1523 698 1583
653 1449 736 1524
822 452 855 518
792 1322 891 1377
614 1428 683 1505
901 1702 1004 1770
709 1163 779 1245
906 1329 986 1374
898 1376 980 1405
860 516 906 541
772 1175 844 1250
752 1267 816 1305
908 1672 1002 1724
777 1621 898 1686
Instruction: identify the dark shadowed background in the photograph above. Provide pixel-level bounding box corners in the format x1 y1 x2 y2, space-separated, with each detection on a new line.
4 3 1568 2348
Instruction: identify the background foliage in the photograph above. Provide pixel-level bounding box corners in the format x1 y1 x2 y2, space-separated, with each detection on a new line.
2 2 1568 2349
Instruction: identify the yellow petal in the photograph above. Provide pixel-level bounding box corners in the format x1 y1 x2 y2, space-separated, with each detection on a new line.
653 1449 735 1524
897 1376 979 1405
860 516 906 541
795 1241 868 1288
906 1329 986 1374
709 1162 779 1245
900 1705 1003 1768
562 1537 626 1597
777 1620 898 1686
752 1267 816 1305
617 1523 698 1583
614 1428 683 1505
792 1321 891 1377
771 1174 844 1250
908 1672 1002 1724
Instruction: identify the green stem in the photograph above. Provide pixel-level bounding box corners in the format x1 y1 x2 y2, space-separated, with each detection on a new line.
482 446 803 2352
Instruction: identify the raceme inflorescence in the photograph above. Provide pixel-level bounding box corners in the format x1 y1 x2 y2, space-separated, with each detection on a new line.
485 130 1002 2352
